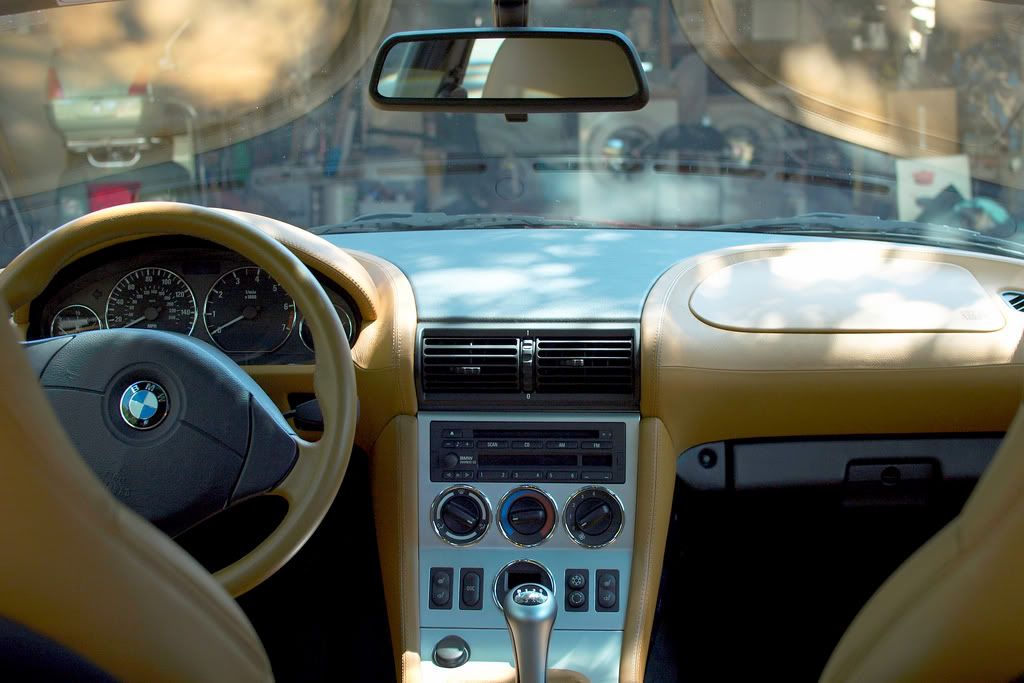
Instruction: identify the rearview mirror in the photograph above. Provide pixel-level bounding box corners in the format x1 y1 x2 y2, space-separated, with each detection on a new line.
369 28 649 113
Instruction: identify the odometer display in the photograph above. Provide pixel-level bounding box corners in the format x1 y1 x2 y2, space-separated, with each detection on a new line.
105 267 197 334
203 267 296 353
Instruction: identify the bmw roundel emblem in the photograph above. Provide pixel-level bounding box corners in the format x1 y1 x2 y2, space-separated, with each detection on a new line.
119 381 169 430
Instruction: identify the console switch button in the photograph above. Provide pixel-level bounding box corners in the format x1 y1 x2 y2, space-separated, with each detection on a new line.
429 567 454 609
460 568 483 610
595 569 619 612
565 568 589 612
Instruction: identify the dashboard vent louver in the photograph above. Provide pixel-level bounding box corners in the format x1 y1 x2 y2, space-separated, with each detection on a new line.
422 336 521 393
1002 291 1024 312
534 336 635 394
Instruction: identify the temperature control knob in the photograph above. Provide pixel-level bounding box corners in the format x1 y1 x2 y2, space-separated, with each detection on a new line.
498 487 557 547
431 486 490 546
564 487 623 548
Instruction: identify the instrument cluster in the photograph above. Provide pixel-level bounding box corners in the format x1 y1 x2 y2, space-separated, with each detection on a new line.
30 237 359 365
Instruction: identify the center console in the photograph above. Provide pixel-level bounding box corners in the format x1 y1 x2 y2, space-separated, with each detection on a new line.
418 413 638 683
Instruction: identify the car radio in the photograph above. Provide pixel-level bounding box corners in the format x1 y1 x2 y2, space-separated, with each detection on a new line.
428 421 627 484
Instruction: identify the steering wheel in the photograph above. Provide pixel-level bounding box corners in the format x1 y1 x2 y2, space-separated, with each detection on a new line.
0 202 358 597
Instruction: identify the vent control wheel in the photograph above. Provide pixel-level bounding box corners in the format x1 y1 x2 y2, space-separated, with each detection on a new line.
564 487 623 548
431 486 490 546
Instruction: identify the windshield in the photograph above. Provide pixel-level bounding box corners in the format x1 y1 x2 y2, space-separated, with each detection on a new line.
1 0 1022 265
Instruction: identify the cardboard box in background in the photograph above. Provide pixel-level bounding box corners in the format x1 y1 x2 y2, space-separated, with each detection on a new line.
895 154 972 221
885 89 960 157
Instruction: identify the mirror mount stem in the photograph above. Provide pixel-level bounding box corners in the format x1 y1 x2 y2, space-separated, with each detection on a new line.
494 0 529 121
493 0 529 28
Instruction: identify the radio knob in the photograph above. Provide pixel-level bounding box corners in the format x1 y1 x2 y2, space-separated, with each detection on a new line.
443 452 459 469
564 487 623 548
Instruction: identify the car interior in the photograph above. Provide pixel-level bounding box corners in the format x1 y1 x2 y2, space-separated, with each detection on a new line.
3 0 1024 682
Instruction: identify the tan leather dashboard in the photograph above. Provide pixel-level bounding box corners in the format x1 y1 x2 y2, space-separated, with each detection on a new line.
622 240 1024 681
14 210 1024 682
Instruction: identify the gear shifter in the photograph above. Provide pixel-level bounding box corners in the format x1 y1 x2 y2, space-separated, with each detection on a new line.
502 583 557 683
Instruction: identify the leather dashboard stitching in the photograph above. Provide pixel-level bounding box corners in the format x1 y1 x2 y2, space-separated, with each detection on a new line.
351 250 417 415
627 422 658 683
270 233 377 318
396 421 411 679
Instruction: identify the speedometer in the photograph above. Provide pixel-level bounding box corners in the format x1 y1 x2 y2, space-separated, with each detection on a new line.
203 267 296 353
105 267 197 334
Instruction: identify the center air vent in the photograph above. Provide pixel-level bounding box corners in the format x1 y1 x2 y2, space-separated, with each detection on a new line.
1001 291 1024 312
535 336 635 394
419 326 639 409
422 336 520 393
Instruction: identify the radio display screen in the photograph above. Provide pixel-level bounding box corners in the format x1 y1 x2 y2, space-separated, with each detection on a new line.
474 429 599 439
478 453 577 467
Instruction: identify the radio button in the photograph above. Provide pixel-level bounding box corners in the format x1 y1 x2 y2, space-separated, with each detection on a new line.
580 441 612 450
512 440 544 449
546 441 578 449
478 471 509 481
547 471 579 481
442 440 457 448
442 429 463 438
442 471 455 480
582 472 612 482
454 470 475 480
478 440 509 449
512 470 545 481
456 440 475 448
599 430 613 440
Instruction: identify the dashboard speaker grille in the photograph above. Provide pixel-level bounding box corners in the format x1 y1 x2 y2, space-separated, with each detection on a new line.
1001 291 1024 312
534 336 635 394
422 336 521 393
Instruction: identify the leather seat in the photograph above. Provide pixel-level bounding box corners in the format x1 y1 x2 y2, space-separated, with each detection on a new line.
822 406 1024 681
0 299 272 682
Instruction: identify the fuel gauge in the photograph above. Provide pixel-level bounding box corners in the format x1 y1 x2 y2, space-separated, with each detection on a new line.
50 304 102 337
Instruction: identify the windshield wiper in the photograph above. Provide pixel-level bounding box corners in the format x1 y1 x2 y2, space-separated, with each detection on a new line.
696 212 1024 258
313 212 593 235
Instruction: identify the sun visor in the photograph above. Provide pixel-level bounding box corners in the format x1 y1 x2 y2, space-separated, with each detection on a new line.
672 0 1024 168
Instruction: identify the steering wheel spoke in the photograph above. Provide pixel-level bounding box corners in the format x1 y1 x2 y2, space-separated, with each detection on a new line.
272 437 323 502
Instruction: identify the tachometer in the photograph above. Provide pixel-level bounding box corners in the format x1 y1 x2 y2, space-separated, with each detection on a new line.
105 267 197 334
50 304 102 337
203 267 296 353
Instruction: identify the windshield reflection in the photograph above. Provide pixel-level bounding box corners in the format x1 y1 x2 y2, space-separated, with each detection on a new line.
0 0 1023 266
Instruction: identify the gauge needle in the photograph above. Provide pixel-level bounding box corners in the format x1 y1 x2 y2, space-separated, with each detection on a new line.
123 306 161 328
210 315 245 335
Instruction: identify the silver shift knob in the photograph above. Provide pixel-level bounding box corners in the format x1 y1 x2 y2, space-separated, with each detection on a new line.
502 583 557 683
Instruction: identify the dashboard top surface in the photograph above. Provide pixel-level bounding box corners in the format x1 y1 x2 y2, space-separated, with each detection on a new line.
326 228 820 321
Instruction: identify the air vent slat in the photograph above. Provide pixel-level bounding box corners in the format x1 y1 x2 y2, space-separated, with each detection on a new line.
1002 291 1024 313
421 336 520 393
534 335 635 395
